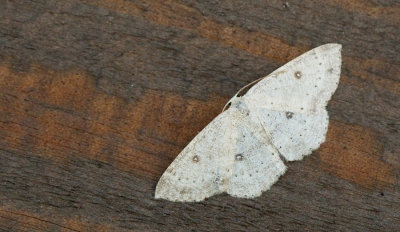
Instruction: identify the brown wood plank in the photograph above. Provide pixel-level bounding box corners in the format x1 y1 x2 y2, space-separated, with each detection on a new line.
0 0 399 231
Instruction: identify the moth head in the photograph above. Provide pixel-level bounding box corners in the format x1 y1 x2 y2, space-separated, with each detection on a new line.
223 95 241 111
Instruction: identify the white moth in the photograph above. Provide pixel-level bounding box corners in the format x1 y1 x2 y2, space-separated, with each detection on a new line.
155 44 342 202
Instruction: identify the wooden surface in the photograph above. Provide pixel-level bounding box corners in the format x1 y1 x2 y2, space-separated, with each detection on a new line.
0 0 399 231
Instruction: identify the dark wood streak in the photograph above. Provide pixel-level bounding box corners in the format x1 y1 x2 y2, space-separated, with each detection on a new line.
0 0 399 231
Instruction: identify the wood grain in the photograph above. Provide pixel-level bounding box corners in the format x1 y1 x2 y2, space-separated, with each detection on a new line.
0 0 399 231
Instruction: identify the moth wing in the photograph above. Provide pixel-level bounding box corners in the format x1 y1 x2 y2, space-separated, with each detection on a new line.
243 43 341 114
254 108 328 161
155 108 239 202
227 110 287 198
242 43 341 161
155 108 287 201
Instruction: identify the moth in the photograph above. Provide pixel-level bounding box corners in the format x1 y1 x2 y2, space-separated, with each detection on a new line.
155 44 342 202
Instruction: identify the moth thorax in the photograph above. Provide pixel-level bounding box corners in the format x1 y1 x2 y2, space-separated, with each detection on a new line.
232 98 249 115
